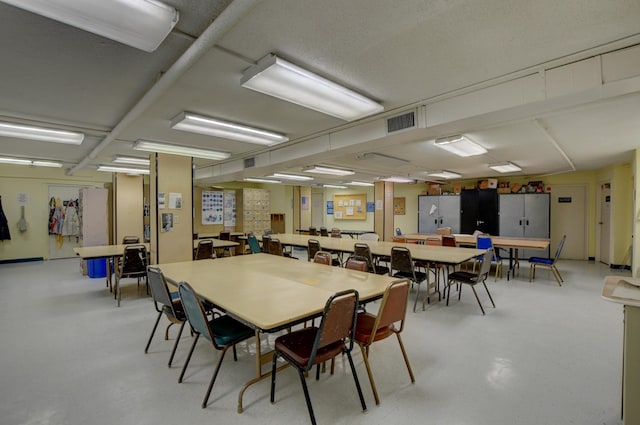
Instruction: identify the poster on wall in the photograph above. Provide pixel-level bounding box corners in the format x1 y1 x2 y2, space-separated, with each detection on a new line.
169 192 182 209
161 213 173 232
223 191 236 226
202 191 223 225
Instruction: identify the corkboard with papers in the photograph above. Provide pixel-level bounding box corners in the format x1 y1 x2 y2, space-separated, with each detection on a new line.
333 194 366 220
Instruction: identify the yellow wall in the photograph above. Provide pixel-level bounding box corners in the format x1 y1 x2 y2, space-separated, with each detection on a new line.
0 164 111 261
323 186 375 231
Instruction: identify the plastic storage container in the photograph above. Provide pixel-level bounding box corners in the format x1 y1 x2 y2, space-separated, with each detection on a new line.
87 258 107 278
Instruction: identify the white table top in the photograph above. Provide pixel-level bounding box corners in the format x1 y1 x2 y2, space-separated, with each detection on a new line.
404 233 550 250
157 254 394 332
74 243 149 259
602 275 640 307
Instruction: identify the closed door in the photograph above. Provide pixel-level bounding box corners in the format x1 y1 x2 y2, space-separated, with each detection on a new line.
438 195 460 233
418 196 439 234
461 189 498 235
549 185 586 260
311 192 324 229
599 184 611 264
499 194 524 237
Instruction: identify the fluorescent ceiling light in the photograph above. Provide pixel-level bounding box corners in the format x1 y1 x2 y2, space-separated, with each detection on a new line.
489 162 522 173
303 165 355 176
434 135 487 157
0 157 33 165
426 170 462 179
243 178 281 184
171 112 289 146
346 181 374 187
241 53 384 121
269 173 314 181
33 161 63 168
323 184 347 189
97 165 149 175
133 140 230 161
0 121 84 144
381 176 415 183
113 155 150 166
2 0 179 52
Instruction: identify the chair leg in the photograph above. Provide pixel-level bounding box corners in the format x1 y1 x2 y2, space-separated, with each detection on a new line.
297 367 317 425
529 264 536 282
145 311 163 353
345 351 367 412
179 333 200 383
551 265 563 286
270 352 279 403
482 282 496 308
396 333 415 384
201 346 230 408
470 286 486 315
168 321 186 367
412 282 420 312
358 343 379 405
446 280 452 306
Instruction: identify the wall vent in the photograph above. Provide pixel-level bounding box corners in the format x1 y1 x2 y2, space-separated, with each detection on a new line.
243 157 255 168
386 111 416 133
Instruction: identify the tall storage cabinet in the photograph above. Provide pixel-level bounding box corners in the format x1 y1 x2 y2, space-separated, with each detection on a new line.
418 195 460 234
460 189 499 235
236 188 270 235
499 193 550 258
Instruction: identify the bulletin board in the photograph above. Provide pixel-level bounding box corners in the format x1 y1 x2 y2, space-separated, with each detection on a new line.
333 194 366 220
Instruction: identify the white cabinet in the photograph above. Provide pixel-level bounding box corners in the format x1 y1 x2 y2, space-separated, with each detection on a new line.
418 195 460 234
499 193 549 258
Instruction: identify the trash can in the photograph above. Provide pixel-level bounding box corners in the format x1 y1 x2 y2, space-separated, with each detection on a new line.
88 258 107 278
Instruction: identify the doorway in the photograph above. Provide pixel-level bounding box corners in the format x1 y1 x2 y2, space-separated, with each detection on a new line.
48 185 84 259
548 184 587 260
598 183 611 265
311 192 324 229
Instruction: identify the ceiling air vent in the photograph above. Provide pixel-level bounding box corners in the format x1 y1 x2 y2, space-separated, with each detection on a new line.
244 157 255 168
386 111 416 134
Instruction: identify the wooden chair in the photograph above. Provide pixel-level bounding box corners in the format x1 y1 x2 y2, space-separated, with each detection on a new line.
446 249 496 315
270 289 367 425
177 281 254 408
529 235 566 286
354 279 414 405
145 267 187 367
194 239 214 260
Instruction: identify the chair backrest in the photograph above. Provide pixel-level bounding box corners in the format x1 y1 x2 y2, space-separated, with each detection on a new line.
442 235 457 247
147 266 176 312
319 227 329 237
178 281 216 345
392 236 407 243
308 226 318 236
269 238 284 256
263 228 273 236
425 237 442 246
476 249 493 280
313 251 333 265
436 227 452 235
122 235 140 244
396 227 402 236
219 231 230 241
121 244 147 275
247 234 262 254
365 279 411 344
331 228 341 238
353 243 375 272
261 234 272 253
308 289 359 368
476 234 493 250
553 235 567 262
344 256 368 272
194 239 214 260
308 238 321 261
359 232 379 241
390 246 414 275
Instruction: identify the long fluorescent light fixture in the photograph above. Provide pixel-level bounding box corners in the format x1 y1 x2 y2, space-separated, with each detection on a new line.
113 155 150 166
0 156 63 167
0 121 84 144
269 173 314 181
346 181 374 187
243 178 281 184
323 184 347 189
434 135 487 157
97 165 149 175
303 165 355 176
427 170 462 179
241 54 384 121
133 140 230 161
489 162 522 173
381 176 415 183
2 0 179 52
171 112 289 146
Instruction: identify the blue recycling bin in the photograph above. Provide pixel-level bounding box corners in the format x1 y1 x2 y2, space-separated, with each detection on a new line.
88 258 107 278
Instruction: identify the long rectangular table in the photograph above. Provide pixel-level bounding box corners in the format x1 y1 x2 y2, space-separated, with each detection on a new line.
157 254 395 413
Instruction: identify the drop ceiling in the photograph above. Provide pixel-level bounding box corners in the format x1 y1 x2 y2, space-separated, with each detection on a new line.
0 0 639 186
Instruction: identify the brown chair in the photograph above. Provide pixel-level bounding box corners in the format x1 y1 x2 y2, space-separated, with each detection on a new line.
319 227 329 237
122 235 140 244
313 251 333 265
389 246 427 312
269 238 294 258
194 239 214 260
270 289 367 425
308 226 318 236
307 239 321 261
261 234 272 253
446 249 495 315
442 234 457 247
145 267 187 367
423 237 446 294
115 244 148 307
436 227 452 235
330 228 342 238
217 231 232 257
344 256 368 272
353 242 388 275
354 279 414 405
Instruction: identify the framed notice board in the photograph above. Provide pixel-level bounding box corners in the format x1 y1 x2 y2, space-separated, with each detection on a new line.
333 194 366 220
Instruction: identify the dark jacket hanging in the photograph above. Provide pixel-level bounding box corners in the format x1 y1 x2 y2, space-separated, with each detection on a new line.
0 196 10 241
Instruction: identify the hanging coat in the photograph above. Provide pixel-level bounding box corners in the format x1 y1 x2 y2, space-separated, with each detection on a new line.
62 201 79 236
0 196 11 241
50 198 64 235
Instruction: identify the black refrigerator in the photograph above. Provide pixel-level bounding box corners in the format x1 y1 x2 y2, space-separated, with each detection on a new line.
460 189 499 235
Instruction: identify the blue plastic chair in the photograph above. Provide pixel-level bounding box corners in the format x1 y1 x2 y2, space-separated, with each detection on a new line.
247 234 262 254
529 235 566 286
476 234 502 281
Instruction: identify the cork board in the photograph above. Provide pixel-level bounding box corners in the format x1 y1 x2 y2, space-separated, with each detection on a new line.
394 197 405 215
333 193 366 220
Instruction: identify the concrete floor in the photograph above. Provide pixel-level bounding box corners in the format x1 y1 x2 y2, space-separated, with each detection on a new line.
0 256 628 425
